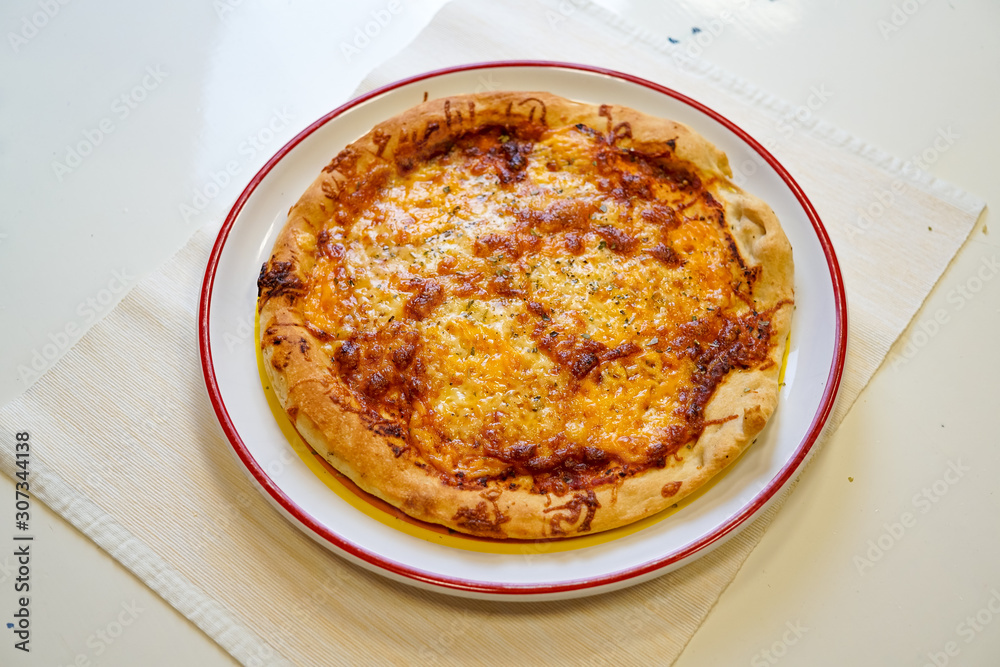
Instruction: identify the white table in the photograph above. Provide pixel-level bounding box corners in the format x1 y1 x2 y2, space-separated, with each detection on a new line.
2 1 997 664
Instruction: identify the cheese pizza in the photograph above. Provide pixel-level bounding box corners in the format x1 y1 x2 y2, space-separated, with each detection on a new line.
257 91 793 539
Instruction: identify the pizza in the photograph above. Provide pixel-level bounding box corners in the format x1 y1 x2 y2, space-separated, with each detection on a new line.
256 91 793 539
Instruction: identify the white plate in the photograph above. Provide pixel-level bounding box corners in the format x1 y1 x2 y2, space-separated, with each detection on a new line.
199 61 846 601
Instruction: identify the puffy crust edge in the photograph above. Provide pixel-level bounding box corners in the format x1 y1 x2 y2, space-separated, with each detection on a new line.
257 92 794 540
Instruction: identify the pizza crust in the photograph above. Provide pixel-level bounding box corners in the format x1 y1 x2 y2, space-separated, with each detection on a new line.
258 92 794 539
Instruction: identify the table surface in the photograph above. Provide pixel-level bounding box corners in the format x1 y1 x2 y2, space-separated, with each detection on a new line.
2 0 998 665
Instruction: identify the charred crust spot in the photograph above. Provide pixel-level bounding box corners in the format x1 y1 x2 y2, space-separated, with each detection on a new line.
257 261 305 301
297 337 309 354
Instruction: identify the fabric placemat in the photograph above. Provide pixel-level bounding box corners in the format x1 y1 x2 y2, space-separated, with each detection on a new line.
0 0 984 665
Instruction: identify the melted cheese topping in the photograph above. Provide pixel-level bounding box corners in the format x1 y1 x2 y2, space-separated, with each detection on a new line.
299 125 768 491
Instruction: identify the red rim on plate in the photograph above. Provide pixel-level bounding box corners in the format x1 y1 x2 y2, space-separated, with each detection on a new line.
198 61 848 597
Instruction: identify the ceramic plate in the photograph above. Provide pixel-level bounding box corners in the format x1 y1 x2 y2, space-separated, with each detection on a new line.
199 61 846 601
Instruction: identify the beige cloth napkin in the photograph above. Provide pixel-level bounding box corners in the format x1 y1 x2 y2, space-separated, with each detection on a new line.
0 1 984 665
